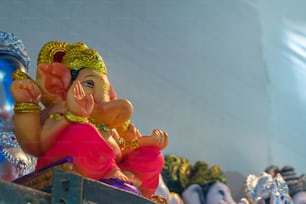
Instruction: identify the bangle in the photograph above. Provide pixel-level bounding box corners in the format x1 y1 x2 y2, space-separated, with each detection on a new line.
121 120 131 131
14 102 41 113
65 111 88 123
49 113 64 121
118 137 139 151
12 69 32 80
118 137 127 151
129 139 139 150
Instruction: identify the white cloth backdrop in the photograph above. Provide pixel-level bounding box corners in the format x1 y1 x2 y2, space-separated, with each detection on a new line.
1 0 306 200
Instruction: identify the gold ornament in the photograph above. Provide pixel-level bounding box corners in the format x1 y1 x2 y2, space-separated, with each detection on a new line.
12 69 32 80
65 111 88 123
37 41 107 75
188 162 227 186
121 120 131 131
37 41 69 64
14 102 41 113
162 154 227 194
150 194 168 204
129 138 139 150
48 113 64 121
88 117 138 151
88 117 110 131
116 136 139 151
117 137 127 151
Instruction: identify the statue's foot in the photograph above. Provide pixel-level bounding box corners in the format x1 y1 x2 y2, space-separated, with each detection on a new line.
100 177 141 195
122 170 142 187
105 167 130 182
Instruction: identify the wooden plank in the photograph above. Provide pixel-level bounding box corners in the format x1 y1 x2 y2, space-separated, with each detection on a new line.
14 165 54 192
0 179 51 204
13 163 163 204
14 158 74 193
51 168 83 204
83 178 155 204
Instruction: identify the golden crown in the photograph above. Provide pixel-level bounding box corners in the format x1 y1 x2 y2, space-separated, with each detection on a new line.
188 161 227 186
37 41 107 75
163 154 227 193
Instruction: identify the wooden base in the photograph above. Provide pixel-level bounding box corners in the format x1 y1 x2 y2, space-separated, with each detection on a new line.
3 160 157 204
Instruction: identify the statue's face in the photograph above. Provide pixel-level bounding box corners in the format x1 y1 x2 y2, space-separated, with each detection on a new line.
206 181 236 204
72 68 133 127
74 68 111 103
293 192 306 204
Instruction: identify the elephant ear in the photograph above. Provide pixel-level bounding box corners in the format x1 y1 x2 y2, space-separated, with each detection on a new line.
182 184 205 204
37 62 71 105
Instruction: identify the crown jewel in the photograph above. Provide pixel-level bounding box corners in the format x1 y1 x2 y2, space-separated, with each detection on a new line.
38 41 107 74
0 31 31 70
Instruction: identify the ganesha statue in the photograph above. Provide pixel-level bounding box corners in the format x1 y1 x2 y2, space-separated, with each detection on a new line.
265 165 306 204
239 172 293 204
10 40 168 200
0 31 36 181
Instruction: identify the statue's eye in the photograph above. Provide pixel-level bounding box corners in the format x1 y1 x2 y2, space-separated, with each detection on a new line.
218 189 225 198
218 190 226 202
82 80 94 88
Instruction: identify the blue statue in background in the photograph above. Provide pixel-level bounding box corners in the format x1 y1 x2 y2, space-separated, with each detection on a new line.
0 31 36 181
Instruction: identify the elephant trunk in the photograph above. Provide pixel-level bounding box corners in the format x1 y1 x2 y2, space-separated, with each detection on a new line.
91 98 134 128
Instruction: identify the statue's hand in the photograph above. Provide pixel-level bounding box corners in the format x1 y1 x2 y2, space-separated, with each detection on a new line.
66 80 94 117
148 129 168 150
10 79 41 103
118 123 142 141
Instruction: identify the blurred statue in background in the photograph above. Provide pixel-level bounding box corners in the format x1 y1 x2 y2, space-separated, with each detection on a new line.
0 31 36 181
161 154 236 204
265 165 306 204
239 171 293 204
155 174 184 204
289 175 306 204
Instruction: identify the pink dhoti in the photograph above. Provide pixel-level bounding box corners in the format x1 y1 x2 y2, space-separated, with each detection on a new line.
36 123 118 180
119 146 164 196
